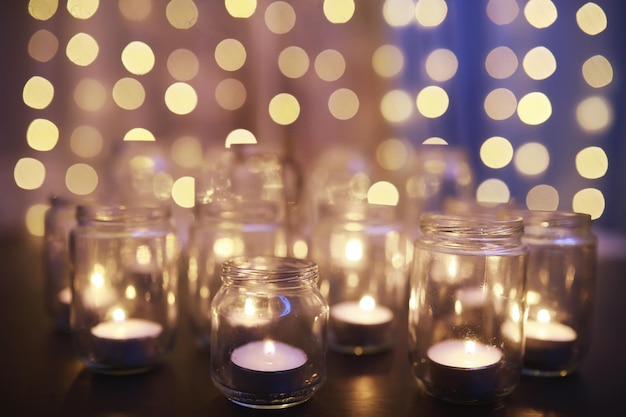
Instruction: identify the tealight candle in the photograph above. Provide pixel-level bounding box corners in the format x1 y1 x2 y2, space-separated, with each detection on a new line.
427 339 503 402
329 296 394 353
230 339 308 395
523 317 577 372
90 309 163 371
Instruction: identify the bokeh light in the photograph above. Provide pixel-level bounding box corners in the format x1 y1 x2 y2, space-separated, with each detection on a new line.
526 184 559 211
480 136 513 169
14 158 46 190
23 76 54 110
26 119 59 151
514 142 550 176
65 163 98 195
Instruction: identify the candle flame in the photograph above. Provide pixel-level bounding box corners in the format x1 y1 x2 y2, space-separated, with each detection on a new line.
537 308 551 323
263 339 276 357
345 238 363 262
112 308 126 322
90 264 105 288
464 340 476 355
359 295 376 311
244 298 255 316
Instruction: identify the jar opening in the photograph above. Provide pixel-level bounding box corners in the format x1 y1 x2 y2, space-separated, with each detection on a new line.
76 204 171 225
221 256 318 286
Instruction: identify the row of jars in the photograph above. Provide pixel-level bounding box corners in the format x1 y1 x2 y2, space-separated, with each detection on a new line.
43 196 596 408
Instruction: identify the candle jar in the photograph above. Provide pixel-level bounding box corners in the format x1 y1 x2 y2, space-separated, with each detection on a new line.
211 256 328 409
517 210 596 377
408 213 528 404
69 204 180 375
43 195 80 332
187 201 286 351
311 202 410 355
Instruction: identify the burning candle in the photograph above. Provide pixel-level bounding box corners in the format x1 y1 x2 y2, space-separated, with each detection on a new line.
523 309 577 372
329 295 394 353
227 297 272 327
230 339 308 394
427 339 503 402
90 308 163 371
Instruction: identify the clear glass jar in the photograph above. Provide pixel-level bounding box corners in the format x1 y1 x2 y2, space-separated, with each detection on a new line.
516 210 596 377
44 195 80 332
69 204 180 375
408 213 528 404
311 202 410 355
211 256 328 409
187 201 287 351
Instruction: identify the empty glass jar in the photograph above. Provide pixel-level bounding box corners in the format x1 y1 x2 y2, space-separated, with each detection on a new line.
517 210 596 377
211 256 328 409
311 202 410 355
408 212 528 404
187 200 286 350
70 204 180 374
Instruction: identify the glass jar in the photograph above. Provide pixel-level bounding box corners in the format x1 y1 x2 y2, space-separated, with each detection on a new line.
311 202 410 355
43 195 80 332
211 256 328 409
187 201 287 351
69 204 180 375
408 213 528 404
517 210 596 377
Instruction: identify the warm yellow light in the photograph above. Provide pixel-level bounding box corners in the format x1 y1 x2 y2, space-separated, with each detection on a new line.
27 119 59 152
167 49 199 81
480 137 513 169
112 77 145 110
225 0 257 18
269 93 301 125
66 32 99 67
225 129 257 148
119 0 152 21
576 2 607 36
328 88 359 121
70 126 103 158
74 78 106 111
383 0 415 27
29 0 59 20
526 184 559 211
423 137 448 145
164 82 198 115
576 96 612 132
125 285 137 300
215 39 247 72
172 176 195 208
166 0 198 28
523 46 557 80
372 44 404 78
278 46 309 79
67 0 99 19
376 139 409 171
425 48 458 82
582 55 613 88
66 163 98 195
345 238 363 262
28 29 58 62
314 49 345 82
484 88 517 120
153 172 174 201
485 46 518 79
323 0 355 24
381 90 413 123
416 86 449 118
23 76 54 110
121 41 155 75
524 0 558 29
26 204 49 237
517 92 551 125
124 127 156 141
367 181 400 206
415 0 448 28
215 78 247 110
265 1 295 34
572 188 605 220
476 179 510 203
514 142 549 176
576 146 608 179
171 136 203 169
14 158 46 190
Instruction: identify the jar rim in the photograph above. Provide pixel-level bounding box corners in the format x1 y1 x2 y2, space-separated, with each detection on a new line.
420 211 524 236
221 256 318 286
76 204 171 224
512 209 592 228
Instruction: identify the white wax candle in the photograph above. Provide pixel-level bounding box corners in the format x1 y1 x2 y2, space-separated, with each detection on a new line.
231 340 307 372
428 339 502 369
58 287 72 305
330 300 393 326
525 320 577 342
91 318 163 340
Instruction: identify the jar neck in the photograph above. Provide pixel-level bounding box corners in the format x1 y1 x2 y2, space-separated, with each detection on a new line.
419 212 524 248
221 256 318 289
76 204 171 227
